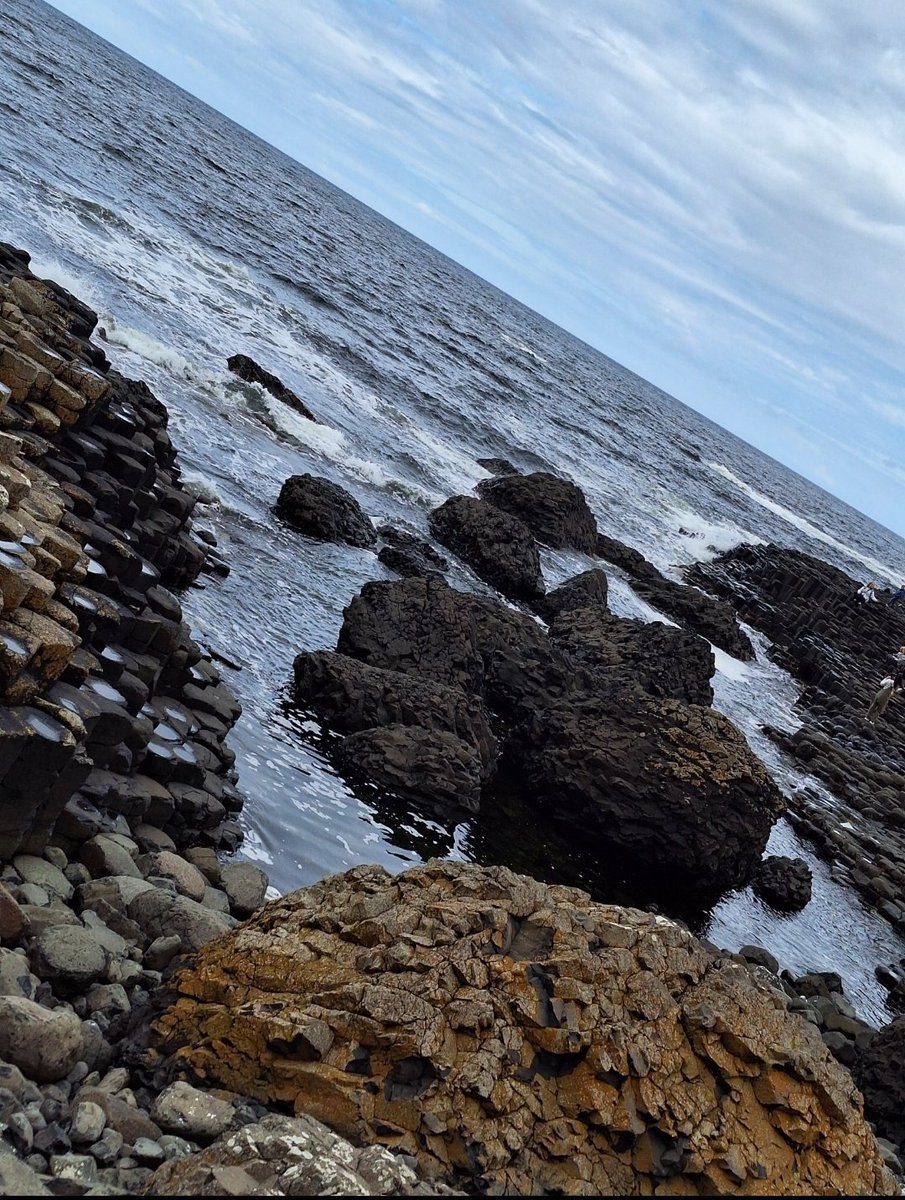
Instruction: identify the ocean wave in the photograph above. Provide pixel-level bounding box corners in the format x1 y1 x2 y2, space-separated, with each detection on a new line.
665 504 765 563
709 462 899 583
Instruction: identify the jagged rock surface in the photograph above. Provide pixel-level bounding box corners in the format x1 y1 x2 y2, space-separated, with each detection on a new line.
153 861 895 1197
428 494 543 601
226 353 318 422
477 470 598 554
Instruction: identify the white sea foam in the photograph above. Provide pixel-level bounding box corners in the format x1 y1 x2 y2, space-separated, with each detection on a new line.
711 645 752 682
26 255 103 310
100 314 195 378
665 503 764 563
710 462 901 583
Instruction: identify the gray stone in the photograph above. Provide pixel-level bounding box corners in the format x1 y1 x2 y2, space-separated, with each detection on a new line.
201 886 230 915
136 852 206 901
144 935 182 972
12 855 73 901
5 1109 33 1152
0 1062 30 1100
0 1148 50 1195
49 1152 98 1186
15 882 50 907
0 883 25 941
28 926 107 992
69 1099 106 1145
220 862 268 918
0 997 83 1082
80 910 129 958
150 1081 234 1141
85 984 130 1018
80 835 141 880
43 849 67 871
0 948 39 1000
88 1126 123 1164
127 889 234 953
132 1136 166 1164
20 904 81 939
133 825 177 854
76 876 155 914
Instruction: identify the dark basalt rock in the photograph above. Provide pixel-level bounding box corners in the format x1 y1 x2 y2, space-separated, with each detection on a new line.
227 353 318 422
854 1017 905 1147
477 471 598 555
533 568 608 624
276 474 375 548
509 693 785 897
376 526 447 580
338 724 483 812
549 606 715 707
595 532 661 581
476 456 520 476
427 495 543 601
752 854 813 912
293 648 497 775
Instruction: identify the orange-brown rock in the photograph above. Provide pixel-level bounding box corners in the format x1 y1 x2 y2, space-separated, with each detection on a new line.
154 861 895 1196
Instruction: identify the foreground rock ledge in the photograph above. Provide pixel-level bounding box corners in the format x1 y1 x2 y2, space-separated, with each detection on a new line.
153 861 894 1196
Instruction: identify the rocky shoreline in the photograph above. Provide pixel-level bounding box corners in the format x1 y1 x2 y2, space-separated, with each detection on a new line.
0 244 903 1195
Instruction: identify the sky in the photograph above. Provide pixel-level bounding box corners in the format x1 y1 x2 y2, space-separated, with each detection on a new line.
49 0 905 535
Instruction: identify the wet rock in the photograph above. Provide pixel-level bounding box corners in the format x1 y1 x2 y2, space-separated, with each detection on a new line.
127 887 234 952
595 531 660 580
275 474 375 548
69 1099 106 1145
219 862 268 919
136 851 207 902
533 567 608 623
80 835 141 880
0 997 83 1082
144 935 183 973
338 724 483 812
477 470 597 554
854 1017 905 1146
150 1081 234 1142
476 456 520 476
0 1149 50 1195
752 855 813 912
142 1112 457 1196
153 861 893 1196
226 353 317 422
293 648 496 775
376 526 447 581
511 693 784 897
428 494 543 601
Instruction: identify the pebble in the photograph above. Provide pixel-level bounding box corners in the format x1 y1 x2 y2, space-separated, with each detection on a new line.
69 1099 106 1144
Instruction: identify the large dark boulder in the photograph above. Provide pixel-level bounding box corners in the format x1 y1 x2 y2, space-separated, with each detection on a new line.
227 353 317 422
634 575 755 661
335 577 571 724
428 495 543 601
478 471 597 554
534 568 608 624
752 855 813 912
376 526 447 580
276 475 375 548
338 724 483 812
293 649 496 775
854 1017 905 1146
549 607 715 707
510 693 785 896
595 532 661 581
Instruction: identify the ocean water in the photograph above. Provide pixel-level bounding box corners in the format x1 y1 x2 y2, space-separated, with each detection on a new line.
3 0 905 1022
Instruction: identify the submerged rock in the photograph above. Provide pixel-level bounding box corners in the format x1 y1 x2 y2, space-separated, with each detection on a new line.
154 860 894 1196
752 855 813 912
338 724 483 812
428 494 543 601
475 456 520 476
227 353 318 422
477 470 598 554
276 474 376 548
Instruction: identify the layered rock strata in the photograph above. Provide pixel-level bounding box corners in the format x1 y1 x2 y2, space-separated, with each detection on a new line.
153 860 895 1196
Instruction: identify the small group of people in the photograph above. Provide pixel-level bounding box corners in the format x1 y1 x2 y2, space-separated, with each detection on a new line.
856 580 905 606
866 645 905 722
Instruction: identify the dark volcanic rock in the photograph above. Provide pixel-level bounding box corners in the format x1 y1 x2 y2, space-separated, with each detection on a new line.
227 353 317 422
428 495 543 601
276 474 375 547
293 648 497 774
595 532 660 581
376 526 447 580
477 471 598 554
752 855 813 912
549 607 715 707
476 456 520 476
336 577 571 725
534 568 608 623
510 693 785 896
338 724 483 812
854 1017 905 1147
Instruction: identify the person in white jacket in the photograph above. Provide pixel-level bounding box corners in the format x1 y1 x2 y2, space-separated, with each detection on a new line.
857 581 879 603
866 647 905 722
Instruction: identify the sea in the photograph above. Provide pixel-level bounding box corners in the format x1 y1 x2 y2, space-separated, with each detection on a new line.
3 0 905 1023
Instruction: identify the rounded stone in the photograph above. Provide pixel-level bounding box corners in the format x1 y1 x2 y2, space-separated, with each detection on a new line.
69 1100 106 1145
28 927 107 992
0 996 84 1082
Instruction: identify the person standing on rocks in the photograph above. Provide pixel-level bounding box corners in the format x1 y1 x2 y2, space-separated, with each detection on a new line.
865 647 905 722
888 584 905 608
857 581 879 603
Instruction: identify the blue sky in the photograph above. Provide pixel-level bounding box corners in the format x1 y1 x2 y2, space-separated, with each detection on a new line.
50 0 905 535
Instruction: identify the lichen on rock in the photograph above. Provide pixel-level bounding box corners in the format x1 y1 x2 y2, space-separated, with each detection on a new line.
153 860 894 1196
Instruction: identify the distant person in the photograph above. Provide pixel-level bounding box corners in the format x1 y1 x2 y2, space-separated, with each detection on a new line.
888 584 905 607
894 646 905 690
856 581 879 603
866 677 897 722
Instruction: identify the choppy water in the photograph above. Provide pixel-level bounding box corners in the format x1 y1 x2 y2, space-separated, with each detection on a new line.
3 0 905 1023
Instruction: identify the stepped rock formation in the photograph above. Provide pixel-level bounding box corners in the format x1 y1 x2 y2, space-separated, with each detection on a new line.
0 244 243 859
153 861 895 1196
428 494 544 601
477 469 598 554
